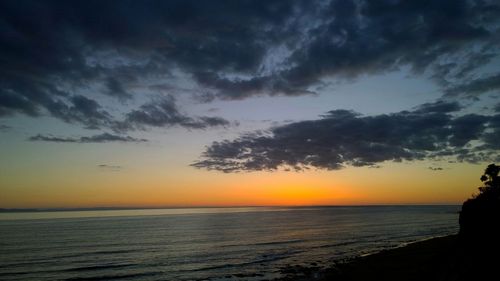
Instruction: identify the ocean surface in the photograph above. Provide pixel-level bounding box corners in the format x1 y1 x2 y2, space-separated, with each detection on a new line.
0 206 459 281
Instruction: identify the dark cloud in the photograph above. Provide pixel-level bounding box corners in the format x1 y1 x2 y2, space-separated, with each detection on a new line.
0 89 39 117
448 114 490 147
124 96 190 128
197 116 234 128
481 114 500 150
277 0 499 93
105 77 132 100
413 100 463 114
192 101 500 172
1 0 499 128
47 95 113 130
29 133 147 143
193 0 500 100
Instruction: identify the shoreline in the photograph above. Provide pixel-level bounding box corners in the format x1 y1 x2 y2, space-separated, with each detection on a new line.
357 233 454 258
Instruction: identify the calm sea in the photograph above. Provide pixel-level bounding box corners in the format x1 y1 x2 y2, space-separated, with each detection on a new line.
0 206 459 280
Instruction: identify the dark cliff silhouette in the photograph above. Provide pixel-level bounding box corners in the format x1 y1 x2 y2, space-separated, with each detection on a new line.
455 163 500 281
459 163 500 240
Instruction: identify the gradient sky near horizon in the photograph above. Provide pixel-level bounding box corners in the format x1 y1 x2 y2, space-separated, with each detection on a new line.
1 0 500 208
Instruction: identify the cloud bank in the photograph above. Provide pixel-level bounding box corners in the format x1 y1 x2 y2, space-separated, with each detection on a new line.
192 101 500 172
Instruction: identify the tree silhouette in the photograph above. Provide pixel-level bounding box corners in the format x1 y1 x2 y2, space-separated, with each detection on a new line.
478 164 499 194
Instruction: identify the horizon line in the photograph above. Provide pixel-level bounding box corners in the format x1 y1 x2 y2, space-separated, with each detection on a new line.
0 204 461 213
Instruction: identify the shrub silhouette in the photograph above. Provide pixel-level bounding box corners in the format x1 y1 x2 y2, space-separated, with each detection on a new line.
459 164 500 240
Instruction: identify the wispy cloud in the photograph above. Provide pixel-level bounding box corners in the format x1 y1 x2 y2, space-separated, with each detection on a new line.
98 164 123 171
29 133 147 143
119 95 232 131
0 124 11 132
495 102 500 112
428 167 444 171
445 73 500 98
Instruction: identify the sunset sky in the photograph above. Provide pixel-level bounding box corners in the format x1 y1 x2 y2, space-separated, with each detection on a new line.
1 0 499 208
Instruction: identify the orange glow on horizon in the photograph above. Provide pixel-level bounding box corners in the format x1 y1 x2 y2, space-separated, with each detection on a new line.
0 162 482 209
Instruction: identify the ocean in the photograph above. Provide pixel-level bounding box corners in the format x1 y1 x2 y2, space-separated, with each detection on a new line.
0 206 459 280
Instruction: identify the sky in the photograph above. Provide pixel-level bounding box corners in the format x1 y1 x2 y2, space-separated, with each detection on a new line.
1 0 500 208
